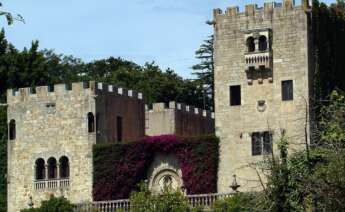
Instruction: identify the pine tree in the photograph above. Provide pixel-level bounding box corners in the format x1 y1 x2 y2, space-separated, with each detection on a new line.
192 35 214 110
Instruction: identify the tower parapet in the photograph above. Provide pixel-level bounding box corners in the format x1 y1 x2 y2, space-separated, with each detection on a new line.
213 0 310 20
147 101 214 119
7 81 144 104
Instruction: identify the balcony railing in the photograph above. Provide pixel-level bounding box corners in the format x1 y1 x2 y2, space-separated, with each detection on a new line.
245 51 272 71
34 179 70 191
74 192 234 212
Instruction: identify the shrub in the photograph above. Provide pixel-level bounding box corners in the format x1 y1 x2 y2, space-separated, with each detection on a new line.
129 182 188 212
212 193 256 212
21 195 74 212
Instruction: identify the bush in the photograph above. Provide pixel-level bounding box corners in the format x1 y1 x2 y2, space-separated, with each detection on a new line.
21 195 74 212
212 193 256 212
129 182 188 212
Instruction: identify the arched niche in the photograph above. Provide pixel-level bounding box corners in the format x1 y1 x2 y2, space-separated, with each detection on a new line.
147 154 183 194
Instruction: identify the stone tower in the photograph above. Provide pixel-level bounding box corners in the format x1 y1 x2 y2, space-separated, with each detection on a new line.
213 0 313 192
7 81 145 211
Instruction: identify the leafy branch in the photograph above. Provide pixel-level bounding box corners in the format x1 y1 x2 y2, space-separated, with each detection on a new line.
0 2 24 25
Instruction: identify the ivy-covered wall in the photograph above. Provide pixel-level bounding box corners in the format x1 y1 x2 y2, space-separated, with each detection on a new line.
92 135 219 201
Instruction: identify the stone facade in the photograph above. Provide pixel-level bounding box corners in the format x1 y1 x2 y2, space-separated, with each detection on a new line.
145 102 215 137
7 81 145 212
213 0 313 192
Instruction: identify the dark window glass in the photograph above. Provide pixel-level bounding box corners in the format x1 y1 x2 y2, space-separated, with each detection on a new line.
246 37 255 52
59 156 69 178
252 132 262 156
263 132 273 154
230 85 241 106
87 113 95 133
258 36 268 51
117 116 123 142
252 131 272 156
9 120 16 140
47 157 57 179
35 158 45 180
282 80 293 101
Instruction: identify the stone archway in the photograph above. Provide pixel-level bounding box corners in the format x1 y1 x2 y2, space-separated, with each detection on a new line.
147 154 183 194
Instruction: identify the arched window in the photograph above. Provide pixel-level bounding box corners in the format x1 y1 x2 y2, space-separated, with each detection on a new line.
35 158 45 180
246 37 255 52
47 157 57 179
259 36 268 51
9 119 16 140
88 112 95 133
59 156 69 179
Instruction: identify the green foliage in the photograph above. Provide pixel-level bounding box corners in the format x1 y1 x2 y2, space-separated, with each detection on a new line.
313 0 345 101
192 35 214 110
309 149 345 211
21 196 74 212
259 91 345 212
212 193 257 212
0 2 24 25
319 90 345 145
129 182 188 212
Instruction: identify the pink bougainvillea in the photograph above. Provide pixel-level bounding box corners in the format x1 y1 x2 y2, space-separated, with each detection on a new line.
93 135 219 201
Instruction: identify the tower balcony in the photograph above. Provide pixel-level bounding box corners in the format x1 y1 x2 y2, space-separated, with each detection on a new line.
244 51 272 71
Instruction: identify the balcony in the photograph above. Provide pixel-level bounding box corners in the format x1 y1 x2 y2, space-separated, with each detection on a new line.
74 193 235 212
34 179 70 191
244 51 272 71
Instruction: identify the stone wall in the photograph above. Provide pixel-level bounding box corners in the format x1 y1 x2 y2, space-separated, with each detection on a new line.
7 81 145 211
145 102 215 137
213 0 313 192
7 82 96 212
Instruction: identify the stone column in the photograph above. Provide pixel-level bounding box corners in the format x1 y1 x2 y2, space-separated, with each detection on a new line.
45 165 48 180
254 39 259 52
57 163 60 179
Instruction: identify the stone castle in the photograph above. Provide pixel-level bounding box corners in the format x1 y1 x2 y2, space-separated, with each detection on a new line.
6 0 313 211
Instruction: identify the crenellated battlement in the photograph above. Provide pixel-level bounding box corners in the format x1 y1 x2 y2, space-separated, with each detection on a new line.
146 101 214 119
94 82 143 100
213 0 310 20
7 81 144 104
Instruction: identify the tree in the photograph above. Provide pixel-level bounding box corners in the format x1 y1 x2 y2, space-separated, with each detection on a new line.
192 35 214 110
0 2 24 25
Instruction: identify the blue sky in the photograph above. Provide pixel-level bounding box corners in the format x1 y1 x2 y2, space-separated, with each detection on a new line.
1 0 335 78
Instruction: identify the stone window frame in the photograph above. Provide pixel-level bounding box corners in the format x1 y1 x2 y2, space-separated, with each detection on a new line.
244 29 271 53
34 155 71 181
